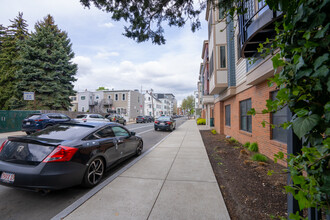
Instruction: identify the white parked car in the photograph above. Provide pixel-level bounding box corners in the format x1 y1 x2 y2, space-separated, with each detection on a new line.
75 114 110 122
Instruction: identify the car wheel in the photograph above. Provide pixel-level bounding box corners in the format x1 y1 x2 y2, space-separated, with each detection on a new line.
136 141 143 156
26 131 31 135
123 121 126 125
154 127 157 131
82 157 104 188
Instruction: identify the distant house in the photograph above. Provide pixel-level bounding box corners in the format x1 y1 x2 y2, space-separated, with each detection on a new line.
74 89 144 121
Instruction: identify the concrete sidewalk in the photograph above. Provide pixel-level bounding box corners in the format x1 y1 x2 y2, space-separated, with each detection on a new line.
64 120 230 220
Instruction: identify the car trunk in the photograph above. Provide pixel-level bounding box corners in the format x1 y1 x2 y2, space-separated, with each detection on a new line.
0 137 63 165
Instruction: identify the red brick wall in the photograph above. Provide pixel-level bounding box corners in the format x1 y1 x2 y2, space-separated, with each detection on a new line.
201 109 206 119
214 80 287 166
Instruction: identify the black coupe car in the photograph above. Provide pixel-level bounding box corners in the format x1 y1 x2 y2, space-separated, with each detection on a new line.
0 121 143 192
154 116 176 131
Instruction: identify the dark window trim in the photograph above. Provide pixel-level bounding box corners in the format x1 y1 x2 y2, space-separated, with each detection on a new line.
240 98 252 132
225 105 231 126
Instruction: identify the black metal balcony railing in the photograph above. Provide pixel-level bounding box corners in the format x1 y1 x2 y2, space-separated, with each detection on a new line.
238 1 282 58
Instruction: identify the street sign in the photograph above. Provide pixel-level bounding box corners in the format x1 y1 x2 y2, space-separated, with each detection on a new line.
23 92 34 100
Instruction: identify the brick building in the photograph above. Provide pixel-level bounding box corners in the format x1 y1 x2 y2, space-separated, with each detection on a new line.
200 1 287 165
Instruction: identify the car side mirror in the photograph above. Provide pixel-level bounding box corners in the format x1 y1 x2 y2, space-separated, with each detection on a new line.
130 131 136 136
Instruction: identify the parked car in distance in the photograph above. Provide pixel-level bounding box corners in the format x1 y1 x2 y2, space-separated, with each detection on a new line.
22 113 71 135
106 114 126 125
145 116 154 122
0 121 143 192
136 116 147 123
154 116 176 131
75 114 109 122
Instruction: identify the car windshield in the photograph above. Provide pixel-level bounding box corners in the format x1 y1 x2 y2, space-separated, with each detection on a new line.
30 124 94 140
157 116 170 121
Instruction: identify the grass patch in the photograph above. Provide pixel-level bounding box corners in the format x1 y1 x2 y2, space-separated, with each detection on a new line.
243 142 250 148
251 153 268 162
227 137 239 145
248 142 259 152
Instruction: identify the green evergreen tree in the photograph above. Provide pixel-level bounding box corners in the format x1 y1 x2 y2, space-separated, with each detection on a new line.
16 14 77 110
0 12 29 110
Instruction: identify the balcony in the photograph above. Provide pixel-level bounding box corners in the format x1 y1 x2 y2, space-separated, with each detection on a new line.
209 70 228 95
202 95 214 105
89 100 98 106
239 1 282 58
103 99 113 106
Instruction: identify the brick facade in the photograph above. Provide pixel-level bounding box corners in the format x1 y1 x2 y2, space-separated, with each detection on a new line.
214 80 287 166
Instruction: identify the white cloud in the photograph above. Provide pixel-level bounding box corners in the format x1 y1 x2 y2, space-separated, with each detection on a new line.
72 56 93 76
99 22 115 28
95 51 119 59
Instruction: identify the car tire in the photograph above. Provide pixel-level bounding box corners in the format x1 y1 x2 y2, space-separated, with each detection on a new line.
26 131 31 135
82 157 104 188
154 127 157 131
136 141 143 156
123 121 126 125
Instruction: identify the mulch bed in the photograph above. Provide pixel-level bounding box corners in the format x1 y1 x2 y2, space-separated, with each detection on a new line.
200 130 288 220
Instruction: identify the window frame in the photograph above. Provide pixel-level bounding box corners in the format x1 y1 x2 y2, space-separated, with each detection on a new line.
225 105 231 126
271 91 288 143
219 45 227 69
240 99 252 132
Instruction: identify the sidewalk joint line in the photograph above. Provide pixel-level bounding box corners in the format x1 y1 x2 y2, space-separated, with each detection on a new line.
146 121 189 220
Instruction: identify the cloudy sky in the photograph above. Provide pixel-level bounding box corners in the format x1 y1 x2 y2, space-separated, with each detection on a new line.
0 0 207 105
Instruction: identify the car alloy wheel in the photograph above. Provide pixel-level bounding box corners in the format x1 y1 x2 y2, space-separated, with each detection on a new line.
136 141 143 156
83 157 104 187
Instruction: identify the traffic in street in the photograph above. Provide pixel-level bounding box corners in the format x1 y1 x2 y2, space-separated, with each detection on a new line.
0 117 187 220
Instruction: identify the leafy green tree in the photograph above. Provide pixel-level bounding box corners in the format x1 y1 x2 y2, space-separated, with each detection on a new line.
0 12 29 110
15 15 77 110
96 86 108 91
80 0 205 44
181 95 195 115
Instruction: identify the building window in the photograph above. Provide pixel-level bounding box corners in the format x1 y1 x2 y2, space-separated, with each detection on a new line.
240 99 252 132
237 34 242 60
220 45 226 68
210 52 214 75
148 97 151 101
219 6 224 19
96 95 99 100
108 95 111 99
81 96 85 100
115 94 118 101
122 94 126 101
271 91 288 143
225 105 231 126
82 107 84 112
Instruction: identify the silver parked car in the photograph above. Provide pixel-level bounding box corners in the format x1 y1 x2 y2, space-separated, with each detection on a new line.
75 114 109 122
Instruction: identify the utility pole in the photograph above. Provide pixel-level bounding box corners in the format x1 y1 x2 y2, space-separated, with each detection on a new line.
150 89 154 118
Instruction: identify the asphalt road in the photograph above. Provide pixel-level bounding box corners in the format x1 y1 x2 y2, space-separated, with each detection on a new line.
0 117 187 220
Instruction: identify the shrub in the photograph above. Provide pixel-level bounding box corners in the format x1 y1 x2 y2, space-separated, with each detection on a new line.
248 142 258 152
211 129 217 134
227 137 239 145
243 142 250 148
251 153 268 162
196 118 206 125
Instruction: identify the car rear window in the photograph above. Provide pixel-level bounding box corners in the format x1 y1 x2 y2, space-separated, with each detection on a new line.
76 115 87 119
0 141 55 165
27 114 41 120
30 124 94 140
158 116 170 121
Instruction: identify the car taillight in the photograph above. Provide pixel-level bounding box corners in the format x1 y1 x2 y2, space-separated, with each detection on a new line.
35 119 44 122
0 140 8 153
43 145 78 163
154 121 159 124
166 122 172 125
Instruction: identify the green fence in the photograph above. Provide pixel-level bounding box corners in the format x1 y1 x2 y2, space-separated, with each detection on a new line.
0 110 40 133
